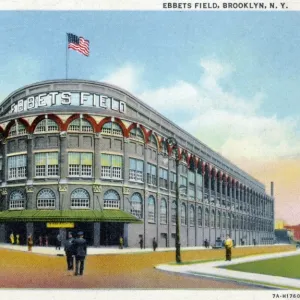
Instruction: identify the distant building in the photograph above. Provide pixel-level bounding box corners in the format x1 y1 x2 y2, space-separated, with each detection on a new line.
285 225 300 241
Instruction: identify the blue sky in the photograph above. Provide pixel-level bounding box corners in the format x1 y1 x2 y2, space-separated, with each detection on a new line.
1 11 300 118
1 11 300 161
2 11 300 222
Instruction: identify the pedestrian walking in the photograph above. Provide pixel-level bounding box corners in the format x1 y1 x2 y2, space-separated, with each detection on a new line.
16 234 20 245
9 232 15 244
224 234 233 261
152 237 157 251
27 234 33 251
64 232 75 272
139 237 143 249
73 231 87 276
45 235 49 247
39 235 43 246
119 236 124 249
56 233 62 250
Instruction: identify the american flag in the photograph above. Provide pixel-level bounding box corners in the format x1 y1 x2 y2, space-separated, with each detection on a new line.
67 33 89 57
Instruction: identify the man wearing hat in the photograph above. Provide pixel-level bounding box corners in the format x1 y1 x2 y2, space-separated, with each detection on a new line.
64 232 75 272
72 231 87 276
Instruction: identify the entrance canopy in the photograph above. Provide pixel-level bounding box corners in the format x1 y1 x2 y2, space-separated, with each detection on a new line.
0 209 142 223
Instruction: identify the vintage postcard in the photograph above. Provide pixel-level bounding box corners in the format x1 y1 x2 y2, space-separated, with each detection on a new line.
0 1 299 300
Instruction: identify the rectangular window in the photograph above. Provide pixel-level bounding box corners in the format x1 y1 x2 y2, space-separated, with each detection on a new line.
196 173 203 187
170 172 176 191
101 154 123 179
180 176 187 195
189 188 195 200
68 152 93 177
188 171 195 200
147 163 157 186
35 152 59 177
159 168 168 189
129 158 144 182
181 164 187 174
188 171 195 184
8 155 27 179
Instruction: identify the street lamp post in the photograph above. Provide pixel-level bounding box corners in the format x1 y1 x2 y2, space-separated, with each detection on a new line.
166 137 182 263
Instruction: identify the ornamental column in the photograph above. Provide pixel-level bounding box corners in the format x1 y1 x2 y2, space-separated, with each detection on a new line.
27 134 33 182
208 168 211 245
2 140 7 182
59 132 68 181
93 133 101 211
26 186 34 210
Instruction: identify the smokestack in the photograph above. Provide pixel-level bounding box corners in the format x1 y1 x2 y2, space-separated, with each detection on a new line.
271 182 274 197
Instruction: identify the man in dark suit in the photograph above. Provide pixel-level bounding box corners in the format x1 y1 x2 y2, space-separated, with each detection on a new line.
73 231 87 276
64 232 74 272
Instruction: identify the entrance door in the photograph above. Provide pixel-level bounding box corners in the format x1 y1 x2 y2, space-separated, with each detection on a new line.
100 222 124 246
34 223 59 246
73 223 94 246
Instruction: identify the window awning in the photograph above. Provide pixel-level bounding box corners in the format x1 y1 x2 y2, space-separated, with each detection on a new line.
0 209 142 223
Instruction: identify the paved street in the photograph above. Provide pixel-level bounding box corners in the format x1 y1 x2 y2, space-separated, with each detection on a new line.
0 244 271 289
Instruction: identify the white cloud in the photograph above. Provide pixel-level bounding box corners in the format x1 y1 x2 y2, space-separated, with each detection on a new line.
100 59 300 163
101 63 143 94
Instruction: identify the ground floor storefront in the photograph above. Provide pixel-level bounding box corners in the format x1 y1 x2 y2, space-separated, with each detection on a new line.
0 209 140 247
1 221 126 246
0 209 275 248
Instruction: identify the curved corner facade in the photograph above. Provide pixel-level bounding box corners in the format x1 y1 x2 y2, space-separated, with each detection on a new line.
0 79 275 247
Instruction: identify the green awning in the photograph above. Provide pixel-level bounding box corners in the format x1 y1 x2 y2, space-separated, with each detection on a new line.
0 209 142 223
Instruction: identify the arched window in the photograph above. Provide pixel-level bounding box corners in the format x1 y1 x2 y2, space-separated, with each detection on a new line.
171 201 176 224
161 140 168 155
37 189 56 209
198 206 203 227
217 210 221 228
129 127 144 142
71 188 90 209
148 196 156 223
160 198 167 224
35 118 59 133
9 190 25 210
8 121 27 137
190 205 195 226
101 122 122 136
149 134 157 148
131 193 143 219
181 203 187 225
103 189 120 209
211 209 215 228
205 208 209 227
68 118 93 132
222 212 226 229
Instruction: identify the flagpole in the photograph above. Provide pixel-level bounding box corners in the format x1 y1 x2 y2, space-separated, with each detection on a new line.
66 33 69 79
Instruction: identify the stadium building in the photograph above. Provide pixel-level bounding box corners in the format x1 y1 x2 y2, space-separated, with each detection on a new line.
0 80 275 247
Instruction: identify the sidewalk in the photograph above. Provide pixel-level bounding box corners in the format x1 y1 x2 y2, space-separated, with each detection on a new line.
156 249 300 289
0 243 291 256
